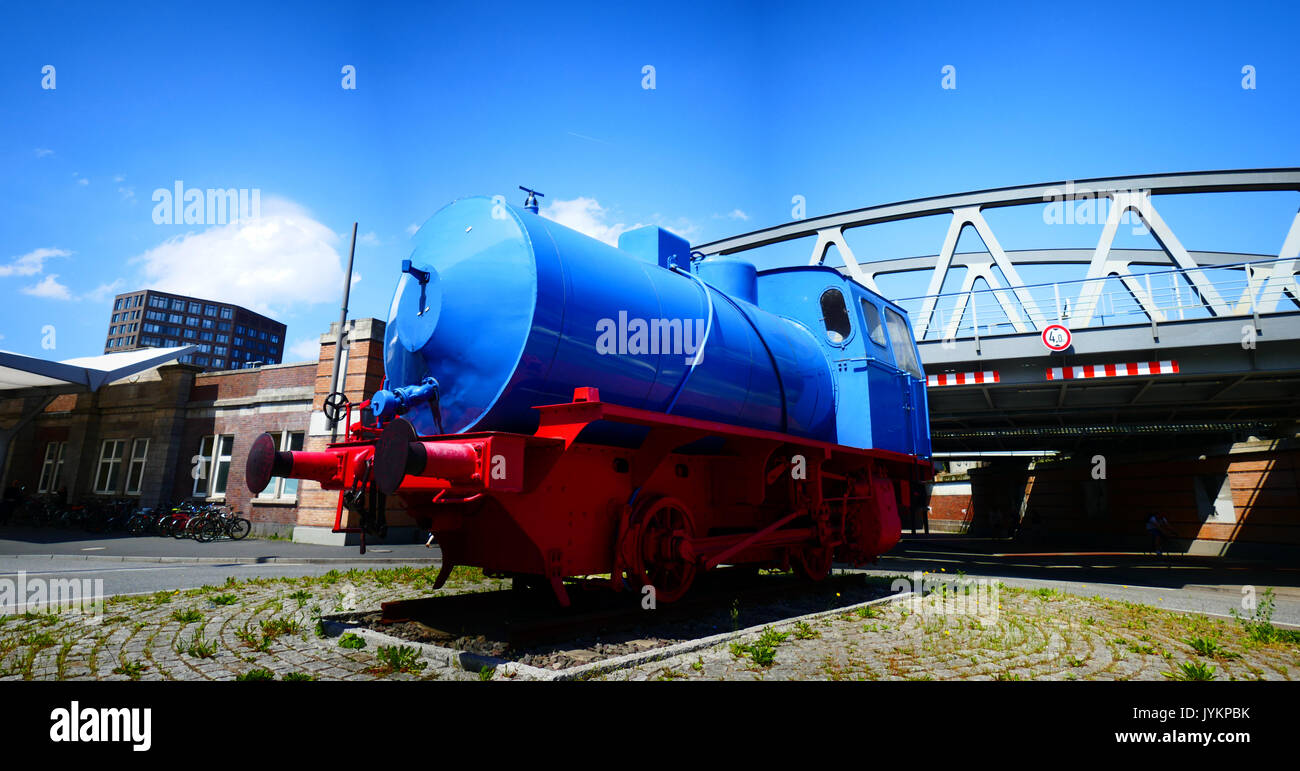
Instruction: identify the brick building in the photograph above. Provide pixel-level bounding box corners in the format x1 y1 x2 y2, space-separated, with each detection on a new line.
1 317 412 543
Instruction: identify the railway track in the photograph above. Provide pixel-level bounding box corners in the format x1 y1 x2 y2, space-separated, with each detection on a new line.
365 568 898 659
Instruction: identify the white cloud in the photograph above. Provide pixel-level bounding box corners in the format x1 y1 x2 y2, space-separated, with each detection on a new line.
286 336 319 361
405 223 419 236
129 197 346 316
22 274 73 300
84 279 126 303
77 178 89 186
541 197 699 247
0 247 71 277
727 209 749 221
35 148 54 158
542 197 647 247
114 175 125 182
357 231 380 247
118 186 136 203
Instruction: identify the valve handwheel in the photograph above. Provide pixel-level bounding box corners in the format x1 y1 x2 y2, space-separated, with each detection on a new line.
323 391 349 423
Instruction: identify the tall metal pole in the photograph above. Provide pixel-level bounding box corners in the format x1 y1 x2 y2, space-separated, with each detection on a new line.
329 222 358 441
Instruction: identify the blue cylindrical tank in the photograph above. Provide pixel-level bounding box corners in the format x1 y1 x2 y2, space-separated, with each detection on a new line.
378 197 836 443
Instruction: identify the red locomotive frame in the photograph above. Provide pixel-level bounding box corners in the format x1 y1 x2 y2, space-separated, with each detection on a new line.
248 387 932 606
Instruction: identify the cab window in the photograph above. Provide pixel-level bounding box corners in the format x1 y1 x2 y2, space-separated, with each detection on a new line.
884 307 923 378
819 288 852 345
860 299 887 348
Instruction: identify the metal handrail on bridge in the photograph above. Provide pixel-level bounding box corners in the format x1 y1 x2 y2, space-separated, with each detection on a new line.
893 255 1299 343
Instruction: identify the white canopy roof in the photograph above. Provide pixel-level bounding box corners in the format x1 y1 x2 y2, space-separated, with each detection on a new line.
0 346 197 392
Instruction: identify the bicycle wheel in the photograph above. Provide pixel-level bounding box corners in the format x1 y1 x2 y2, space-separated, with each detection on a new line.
196 519 218 543
229 518 252 540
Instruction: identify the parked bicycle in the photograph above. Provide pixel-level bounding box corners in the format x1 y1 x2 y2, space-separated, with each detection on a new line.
196 508 252 542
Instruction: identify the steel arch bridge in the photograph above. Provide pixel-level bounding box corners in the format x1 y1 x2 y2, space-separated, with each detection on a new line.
694 169 1300 450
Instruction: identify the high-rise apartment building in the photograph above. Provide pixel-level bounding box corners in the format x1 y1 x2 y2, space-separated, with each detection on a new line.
105 290 287 371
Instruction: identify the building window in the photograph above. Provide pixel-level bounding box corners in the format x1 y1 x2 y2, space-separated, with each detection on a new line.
38 441 67 493
172 299 186 311
188 302 200 314
218 322 231 332
94 439 126 494
258 431 304 501
205 304 218 316
184 329 197 339
202 319 214 329
125 438 149 495
114 298 123 310
194 435 234 498
220 308 233 319
186 316 199 327
213 358 224 368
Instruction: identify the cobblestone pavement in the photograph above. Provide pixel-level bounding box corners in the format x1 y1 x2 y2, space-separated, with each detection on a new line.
599 582 1300 682
2 567 1297 681
0 566 501 682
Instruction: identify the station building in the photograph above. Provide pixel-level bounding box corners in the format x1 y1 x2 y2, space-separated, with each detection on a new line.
1 317 415 543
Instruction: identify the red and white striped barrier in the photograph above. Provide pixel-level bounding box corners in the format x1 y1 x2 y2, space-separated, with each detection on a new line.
927 370 1000 387
1047 360 1179 381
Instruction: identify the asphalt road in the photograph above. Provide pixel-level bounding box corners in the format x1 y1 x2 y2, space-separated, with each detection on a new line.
0 557 441 601
0 526 441 601
872 540 1300 627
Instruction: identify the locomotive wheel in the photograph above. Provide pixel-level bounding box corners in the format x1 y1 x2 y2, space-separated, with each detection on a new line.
791 545 834 581
631 497 697 604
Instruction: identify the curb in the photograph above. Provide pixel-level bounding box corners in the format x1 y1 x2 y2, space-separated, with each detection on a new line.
322 589 915 681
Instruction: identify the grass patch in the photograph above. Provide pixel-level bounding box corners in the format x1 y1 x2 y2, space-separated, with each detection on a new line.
368 645 426 675
338 632 366 650
112 659 148 680
175 630 219 659
1163 660 1217 681
171 609 204 624
235 668 276 681
283 672 316 681
211 594 238 607
729 627 789 668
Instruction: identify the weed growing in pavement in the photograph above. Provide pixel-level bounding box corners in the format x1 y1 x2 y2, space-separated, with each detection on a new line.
283 672 315 681
176 630 218 659
171 609 203 624
112 659 147 680
338 632 366 649
211 594 238 606
478 665 494 681
370 645 426 675
289 590 311 608
793 621 820 640
1186 636 1238 658
729 627 789 668
236 668 276 681
1163 661 1217 681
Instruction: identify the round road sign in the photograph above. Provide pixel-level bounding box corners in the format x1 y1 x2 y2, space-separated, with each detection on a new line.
1042 323 1072 351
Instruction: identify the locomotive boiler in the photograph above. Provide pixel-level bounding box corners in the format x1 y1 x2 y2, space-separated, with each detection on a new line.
247 194 932 605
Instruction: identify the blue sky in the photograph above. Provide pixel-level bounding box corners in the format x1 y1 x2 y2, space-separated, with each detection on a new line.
1 1 1296 360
